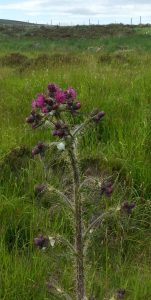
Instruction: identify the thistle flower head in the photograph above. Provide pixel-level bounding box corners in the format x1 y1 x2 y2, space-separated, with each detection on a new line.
34 234 49 249
48 83 58 94
100 181 113 197
42 106 49 113
36 94 45 107
55 90 66 104
26 114 35 124
32 142 45 156
32 100 37 109
73 101 81 110
93 111 105 122
53 123 69 138
121 202 135 214
65 87 77 99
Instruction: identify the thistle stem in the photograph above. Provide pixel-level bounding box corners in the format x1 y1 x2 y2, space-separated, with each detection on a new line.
68 139 85 300
47 186 75 213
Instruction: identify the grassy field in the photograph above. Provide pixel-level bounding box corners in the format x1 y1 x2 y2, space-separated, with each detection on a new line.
0 24 151 299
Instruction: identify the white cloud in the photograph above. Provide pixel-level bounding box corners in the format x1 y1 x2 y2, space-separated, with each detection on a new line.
0 0 151 23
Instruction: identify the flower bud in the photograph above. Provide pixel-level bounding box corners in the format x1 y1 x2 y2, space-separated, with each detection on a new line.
65 87 77 99
42 106 49 113
121 202 135 214
32 142 45 156
53 129 66 138
93 111 105 122
74 101 81 110
100 182 113 197
34 234 49 249
48 83 58 94
26 114 35 123
55 122 62 130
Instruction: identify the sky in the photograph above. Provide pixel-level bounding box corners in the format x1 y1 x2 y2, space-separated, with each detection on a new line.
0 0 151 25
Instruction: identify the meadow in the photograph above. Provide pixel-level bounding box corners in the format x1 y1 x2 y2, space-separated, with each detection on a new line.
0 23 151 299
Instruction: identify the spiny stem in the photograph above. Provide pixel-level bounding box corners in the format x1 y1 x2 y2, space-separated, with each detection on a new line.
83 208 116 242
56 234 77 255
68 139 85 300
47 186 75 214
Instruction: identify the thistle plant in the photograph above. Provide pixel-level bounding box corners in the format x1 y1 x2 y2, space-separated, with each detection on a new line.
26 83 135 300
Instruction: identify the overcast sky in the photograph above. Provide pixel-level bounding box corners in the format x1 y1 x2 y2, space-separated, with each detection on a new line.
0 0 151 25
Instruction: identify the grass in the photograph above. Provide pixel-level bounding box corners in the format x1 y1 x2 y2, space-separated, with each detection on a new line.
0 24 151 299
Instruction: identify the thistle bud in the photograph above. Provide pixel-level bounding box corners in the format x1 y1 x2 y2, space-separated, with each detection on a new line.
100 182 113 197
93 111 105 122
32 142 45 156
34 234 49 249
121 202 135 214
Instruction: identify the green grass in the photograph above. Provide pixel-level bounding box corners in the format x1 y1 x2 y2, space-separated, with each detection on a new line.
0 25 151 299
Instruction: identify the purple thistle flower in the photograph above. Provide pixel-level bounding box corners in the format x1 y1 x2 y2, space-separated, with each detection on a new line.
42 106 49 113
53 129 66 138
100 182 113 197
32 146 41 155
74 101 81 110
65 87 77 99
121 202 135 214
32 100 37 109
53 123 69 138
26 111 42 128
93 111 105 122
55 90 66 104
34 234 49 249
48 83 58 93
26 114 35 124
55 122 62 129
32 142 45 156
36 94 45 108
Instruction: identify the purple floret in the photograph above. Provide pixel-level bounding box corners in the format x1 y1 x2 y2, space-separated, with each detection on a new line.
32 142 45 156
55 90 66 104
121 202 135 214
34 234 49 249
48 83 58 93
100 182 113 197
93 111 105 122
65 87 77 99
